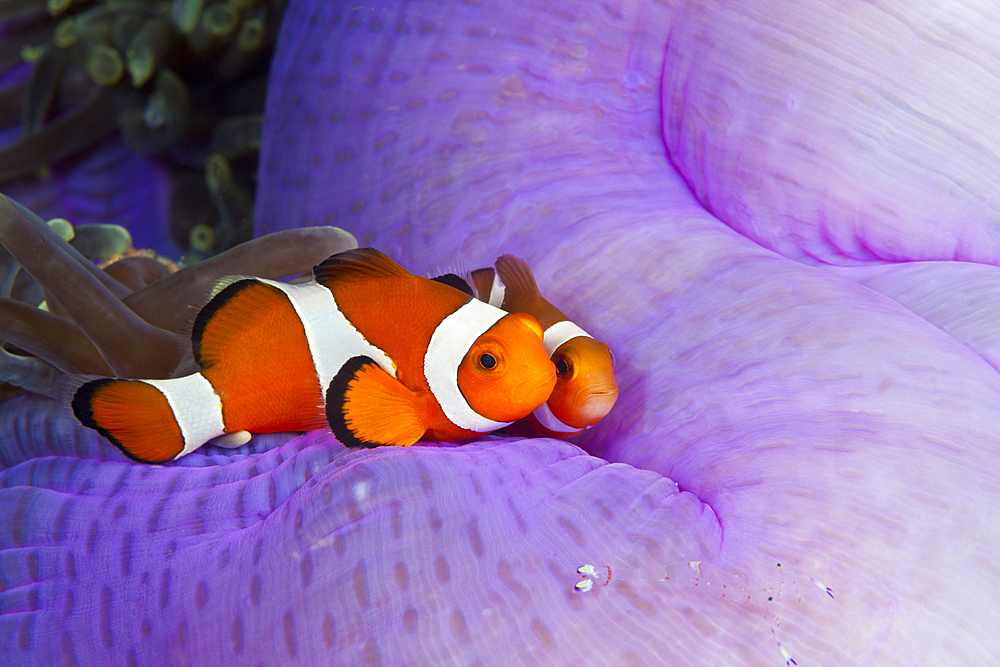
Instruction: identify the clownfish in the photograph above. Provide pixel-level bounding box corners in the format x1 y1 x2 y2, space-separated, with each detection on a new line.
439 254 618 439
70 248 556 463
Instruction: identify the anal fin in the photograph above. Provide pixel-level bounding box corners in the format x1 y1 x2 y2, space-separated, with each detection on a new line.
325 356 425 448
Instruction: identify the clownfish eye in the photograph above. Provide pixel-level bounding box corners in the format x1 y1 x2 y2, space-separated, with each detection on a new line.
556 357 570 376
467 342 506 377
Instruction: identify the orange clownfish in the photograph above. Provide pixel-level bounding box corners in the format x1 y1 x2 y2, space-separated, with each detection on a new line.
441 254 618 439
70 248 557 463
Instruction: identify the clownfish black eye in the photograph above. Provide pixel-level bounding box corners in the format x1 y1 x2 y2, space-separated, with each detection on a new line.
556 358 570 375
479 353 497 370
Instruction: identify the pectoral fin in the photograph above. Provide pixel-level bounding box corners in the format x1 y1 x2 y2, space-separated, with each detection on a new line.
325 356 426 448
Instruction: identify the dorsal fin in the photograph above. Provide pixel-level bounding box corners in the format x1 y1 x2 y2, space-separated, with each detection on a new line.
313 248 410 287
208 274 255 300
494 255 540 300
493 254 569 329
470 267 495 302
431 273 475 297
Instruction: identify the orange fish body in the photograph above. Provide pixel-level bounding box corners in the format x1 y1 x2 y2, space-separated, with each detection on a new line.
465 255 618 439
72 248 556 462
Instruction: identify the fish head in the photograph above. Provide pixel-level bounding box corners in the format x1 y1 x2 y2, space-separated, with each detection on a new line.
547 337 619 429
458 312 556 422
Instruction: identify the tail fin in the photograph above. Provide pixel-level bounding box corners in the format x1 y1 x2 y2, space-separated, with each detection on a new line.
70 378 186 463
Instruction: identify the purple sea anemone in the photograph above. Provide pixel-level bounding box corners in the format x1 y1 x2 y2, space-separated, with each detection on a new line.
0 0 286 257
3 0 1000 665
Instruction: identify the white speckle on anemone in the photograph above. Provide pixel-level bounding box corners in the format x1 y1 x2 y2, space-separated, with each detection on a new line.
352 480 370 502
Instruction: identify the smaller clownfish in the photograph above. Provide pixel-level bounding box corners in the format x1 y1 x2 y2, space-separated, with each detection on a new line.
69 248 556 462
438 255 618 438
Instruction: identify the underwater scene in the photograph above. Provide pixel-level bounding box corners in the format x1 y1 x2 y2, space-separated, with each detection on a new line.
2 0 1000 665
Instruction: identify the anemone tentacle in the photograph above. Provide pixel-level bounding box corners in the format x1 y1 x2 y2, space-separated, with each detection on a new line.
0 192 356 387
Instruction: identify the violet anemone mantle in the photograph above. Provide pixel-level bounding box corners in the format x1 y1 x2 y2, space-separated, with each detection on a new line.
3 0 1000 666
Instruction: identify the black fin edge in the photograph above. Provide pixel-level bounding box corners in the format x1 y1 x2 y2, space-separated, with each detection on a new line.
431 273 475 298
325 355 385 449
190 278 259 367
71 378 159 464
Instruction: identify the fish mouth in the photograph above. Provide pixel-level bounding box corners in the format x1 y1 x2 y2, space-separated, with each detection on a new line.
577 382 618 404
573 383 619 427
516 373 558 411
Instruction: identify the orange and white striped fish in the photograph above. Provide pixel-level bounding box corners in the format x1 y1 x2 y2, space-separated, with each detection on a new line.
445 254 618 439
70 248 556 463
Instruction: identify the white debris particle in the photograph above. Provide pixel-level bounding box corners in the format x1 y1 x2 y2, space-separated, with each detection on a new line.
352 481 370 502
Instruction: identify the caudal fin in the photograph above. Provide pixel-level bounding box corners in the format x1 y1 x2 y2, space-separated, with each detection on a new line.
71 378 186 463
